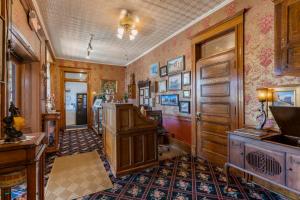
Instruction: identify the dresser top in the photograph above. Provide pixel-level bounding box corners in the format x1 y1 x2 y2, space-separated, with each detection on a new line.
231 128 279 140
0 132 45 151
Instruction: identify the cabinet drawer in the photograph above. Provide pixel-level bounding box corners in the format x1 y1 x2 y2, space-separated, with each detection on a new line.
286 153 300 192
245 144 285 185
229 138 244 168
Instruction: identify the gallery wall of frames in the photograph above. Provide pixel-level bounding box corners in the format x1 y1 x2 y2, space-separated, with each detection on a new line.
138 55 191 114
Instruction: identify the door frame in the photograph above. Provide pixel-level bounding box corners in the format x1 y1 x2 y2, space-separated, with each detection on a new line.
60 67 91 130
191 10 245 156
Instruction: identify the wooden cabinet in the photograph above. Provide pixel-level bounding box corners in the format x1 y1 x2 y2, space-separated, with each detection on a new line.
0 132 46 200
102 103 158 177
275 0 300 76
42 113 60 153
286 153 300 191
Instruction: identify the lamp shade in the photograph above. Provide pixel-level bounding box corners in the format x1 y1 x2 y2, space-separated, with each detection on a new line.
256 88 269 102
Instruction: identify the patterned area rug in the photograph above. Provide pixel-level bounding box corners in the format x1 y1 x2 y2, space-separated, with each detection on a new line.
44 129 288 200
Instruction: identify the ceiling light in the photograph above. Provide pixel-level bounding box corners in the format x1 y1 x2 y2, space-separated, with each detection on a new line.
117 9 139 41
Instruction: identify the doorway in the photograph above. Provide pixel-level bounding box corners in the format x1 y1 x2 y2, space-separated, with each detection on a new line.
65 81 88 129
191 13 244 166
62 71 89 130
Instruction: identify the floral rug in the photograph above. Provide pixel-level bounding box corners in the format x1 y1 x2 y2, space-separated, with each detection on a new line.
47 129 286 200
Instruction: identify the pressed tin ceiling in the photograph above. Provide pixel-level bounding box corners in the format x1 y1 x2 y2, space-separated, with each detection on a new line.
36 0 229 66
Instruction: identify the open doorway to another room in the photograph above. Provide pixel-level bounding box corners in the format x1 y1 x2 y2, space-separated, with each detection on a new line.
64 73 88 130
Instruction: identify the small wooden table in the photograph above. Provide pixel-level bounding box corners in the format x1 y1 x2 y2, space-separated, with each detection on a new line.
0 132 46 200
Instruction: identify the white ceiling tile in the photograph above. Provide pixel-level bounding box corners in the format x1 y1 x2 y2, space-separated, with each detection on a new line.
36 0 227 66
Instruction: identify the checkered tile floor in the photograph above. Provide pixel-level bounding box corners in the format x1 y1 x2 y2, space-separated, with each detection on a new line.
44 129 289 200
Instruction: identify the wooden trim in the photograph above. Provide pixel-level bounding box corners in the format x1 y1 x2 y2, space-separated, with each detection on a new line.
59 67 91 130
59 65 92 71
163 113 191 122
191 11 245 157
169 137 191 154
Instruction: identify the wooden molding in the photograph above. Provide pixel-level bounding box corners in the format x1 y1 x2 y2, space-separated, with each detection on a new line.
163 114 191 122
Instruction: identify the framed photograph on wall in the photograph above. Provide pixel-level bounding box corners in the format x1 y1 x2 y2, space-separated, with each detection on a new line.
182 71 191 86
144 88 149 98
156 95 160 104
160 94 179 106
158 80 167 93
140 88 144 96
150 63 159 77
168 73 182 91
140 96 144 105
160 65 168 77
179 101 190 113
183 90 191 98
272 90 296 107
144 98 149 105
167 55 185 75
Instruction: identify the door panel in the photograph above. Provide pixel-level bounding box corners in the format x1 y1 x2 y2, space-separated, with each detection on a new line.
196 49 237 165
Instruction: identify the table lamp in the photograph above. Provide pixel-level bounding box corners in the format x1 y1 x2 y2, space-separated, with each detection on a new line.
256 88 270 130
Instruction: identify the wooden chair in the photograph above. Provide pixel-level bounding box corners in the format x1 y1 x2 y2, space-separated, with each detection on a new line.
146 110 169 155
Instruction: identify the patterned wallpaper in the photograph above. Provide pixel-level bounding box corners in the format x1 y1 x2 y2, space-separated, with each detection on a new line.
126 0 300 127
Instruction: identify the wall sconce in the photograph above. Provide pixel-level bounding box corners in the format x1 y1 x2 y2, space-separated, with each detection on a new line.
256 88 272 129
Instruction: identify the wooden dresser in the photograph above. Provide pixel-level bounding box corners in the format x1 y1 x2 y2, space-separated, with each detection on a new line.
102 103 158 177
0 132 46 200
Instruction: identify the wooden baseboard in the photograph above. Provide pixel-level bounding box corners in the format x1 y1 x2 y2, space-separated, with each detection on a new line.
169 137 191 153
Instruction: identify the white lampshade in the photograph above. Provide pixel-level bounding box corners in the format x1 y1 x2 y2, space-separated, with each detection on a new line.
118 27 125 35
131 29 138 36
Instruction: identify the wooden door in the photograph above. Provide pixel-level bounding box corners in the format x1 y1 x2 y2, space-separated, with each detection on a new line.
275 0 300 75
196 49 237 165
286 153 300 191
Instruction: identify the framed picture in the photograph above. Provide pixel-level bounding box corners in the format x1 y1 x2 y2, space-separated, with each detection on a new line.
156 95 160 104
272 90 296 107
144 98 149 105
179 101 190 113
168 73 182 91
101 79 117 94
140 96 144 105
183 90 191 98
150 63 159 77
167 55 185 75
160 65 168 77
158 80 167 93
182 71 191 86
140 89 144 96
145 88 149 98
160 94 179 106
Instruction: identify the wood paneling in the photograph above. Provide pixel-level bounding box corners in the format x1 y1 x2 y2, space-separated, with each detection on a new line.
286 153 300 191
201 82 230 97
163 114 191 145
201 61 230 79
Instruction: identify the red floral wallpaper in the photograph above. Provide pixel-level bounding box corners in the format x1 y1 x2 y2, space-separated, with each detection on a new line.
126 0 300 127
